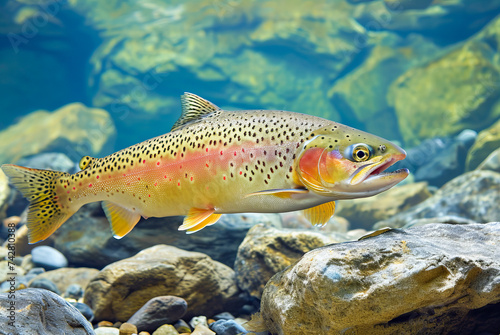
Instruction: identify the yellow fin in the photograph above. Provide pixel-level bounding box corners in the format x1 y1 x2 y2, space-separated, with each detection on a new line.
186 214 222 234
1 164 74 244
102 201 141 239
171 93 221 131
79 156 98 170
244 188 309 199
179 207 221 232
302 201 336 227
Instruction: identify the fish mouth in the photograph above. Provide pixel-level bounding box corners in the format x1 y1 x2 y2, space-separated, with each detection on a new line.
350 153 409 187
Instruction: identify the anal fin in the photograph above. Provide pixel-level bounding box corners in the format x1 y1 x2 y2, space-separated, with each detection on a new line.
179 207 222 233
102 201 141 239
302 201 336 227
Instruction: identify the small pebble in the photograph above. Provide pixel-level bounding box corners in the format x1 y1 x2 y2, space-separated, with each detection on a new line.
191 324 215 335
69 301 94 322
207 319 215 325
174 319 191 333
64 283 84 300
98 321 115 327
189 316 207 329
127 296 187 332
210 319 248 335
139 332 151 335
94 327 120 335
213 312 235 321
27 267 45 276
28 278 60 295
31 246 68 270
119 322 138 335
20 255 35 272
152 324 179 335
114 321 123 328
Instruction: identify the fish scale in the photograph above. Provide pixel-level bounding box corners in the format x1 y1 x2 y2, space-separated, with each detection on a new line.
2 93 409 243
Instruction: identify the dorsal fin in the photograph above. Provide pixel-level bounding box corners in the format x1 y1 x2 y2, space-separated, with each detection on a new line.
79 156 98 170
171 92 221 131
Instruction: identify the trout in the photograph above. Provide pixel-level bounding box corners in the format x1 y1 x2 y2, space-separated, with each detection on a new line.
2 93 409 244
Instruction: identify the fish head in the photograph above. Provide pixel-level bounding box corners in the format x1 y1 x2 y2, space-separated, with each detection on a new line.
295 124 409 199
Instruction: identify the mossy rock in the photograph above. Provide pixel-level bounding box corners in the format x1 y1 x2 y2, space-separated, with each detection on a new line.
0 103 116 164
389 40 500 146
466 118 500 171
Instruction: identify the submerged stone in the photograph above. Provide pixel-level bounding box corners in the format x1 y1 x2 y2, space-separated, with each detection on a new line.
256 222 500 334
0 288 94 334
84 245 240 322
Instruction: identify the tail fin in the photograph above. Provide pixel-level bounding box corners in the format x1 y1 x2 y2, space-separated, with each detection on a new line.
1 164 74 244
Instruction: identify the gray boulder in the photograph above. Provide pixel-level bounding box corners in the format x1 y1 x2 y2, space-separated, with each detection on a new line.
254 222 500 335
0 288 94 335
234 224 347 300
374 170 500 229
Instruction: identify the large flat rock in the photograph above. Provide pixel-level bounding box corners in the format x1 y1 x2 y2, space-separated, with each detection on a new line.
256 222 500 335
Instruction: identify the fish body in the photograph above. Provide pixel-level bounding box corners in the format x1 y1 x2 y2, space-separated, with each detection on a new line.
2 93 409 243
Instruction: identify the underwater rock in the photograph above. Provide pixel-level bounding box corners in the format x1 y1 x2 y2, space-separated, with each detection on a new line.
388 38 500 146
384 0 433 10
28 267 99 294
234 224 346 300
84 245 240 322
256 222 500 335
95 328 119 335
151 324 180 335
119 322 137 335
466 119 500 171
210 319 248 335
0 102 116 165
374 170 500 229
392 130 476 187
401 215 476 229
335 182 432 230
191 324 215 335
328 35 440 141
65 0 362 146
28 277 60 295
477 147 500 172
31 245 68 270
16 152 77 173
70 301 94 322
353 0 500 42
64 283 85 300
0 288 94 334
127 296 188 333
53 201 280 268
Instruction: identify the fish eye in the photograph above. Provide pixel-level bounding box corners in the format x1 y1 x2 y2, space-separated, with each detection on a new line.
346 144 373 162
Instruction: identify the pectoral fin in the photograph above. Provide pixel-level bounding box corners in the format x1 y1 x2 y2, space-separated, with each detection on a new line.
245 188 309 199
302 201 336 227
102 201 141 239
179 207 222 233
